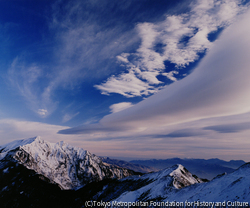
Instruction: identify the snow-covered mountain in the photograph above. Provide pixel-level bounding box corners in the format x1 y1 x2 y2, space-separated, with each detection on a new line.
1 137 250 207
111 164 204 202
131 158 245 180
164 162 250 203
0 136 135 189
70 163 205 203
112 163 250 204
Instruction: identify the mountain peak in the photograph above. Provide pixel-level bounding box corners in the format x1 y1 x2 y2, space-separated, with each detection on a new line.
0 136 38 152
170 164 203 188
114 164 203 202
0 137 136 190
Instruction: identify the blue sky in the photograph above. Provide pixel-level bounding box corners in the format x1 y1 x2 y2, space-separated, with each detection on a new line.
1 0 250 161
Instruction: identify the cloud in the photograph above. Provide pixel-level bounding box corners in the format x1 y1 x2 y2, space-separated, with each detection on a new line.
4 116 249 161
59 8 250 136
109 102 134 113
95 69 159 97
50 0 140 79
162 71 179 82
203 122 250 133
116 53 130 64
62 112 80 123
37 109 48 118
7 58 56 118
0 119 70 145
58 112 250 160
156 129 206 138
95 0 247 97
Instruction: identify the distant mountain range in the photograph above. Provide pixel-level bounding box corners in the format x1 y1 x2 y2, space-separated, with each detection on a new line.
130 158 246 180
101 156 157 173
101 156 245 180
0 137 249 207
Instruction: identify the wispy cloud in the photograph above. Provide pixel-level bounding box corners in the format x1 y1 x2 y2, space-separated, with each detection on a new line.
95 0 247 97
7 0 139 118
62 112 80 123
8 58 56 118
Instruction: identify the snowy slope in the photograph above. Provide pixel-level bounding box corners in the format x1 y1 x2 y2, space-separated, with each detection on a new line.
0 137 36 160
112 163 250 203
0 137 135 190
131 158 245 180
164 162 250 202
114 164 203 202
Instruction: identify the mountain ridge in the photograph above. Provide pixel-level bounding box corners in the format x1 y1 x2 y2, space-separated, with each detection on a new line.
100 156 157 173
130 157 246 179
1 137 250 207
0 136 137 190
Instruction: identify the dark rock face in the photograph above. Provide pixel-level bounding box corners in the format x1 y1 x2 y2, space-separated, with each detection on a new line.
0 160 66 208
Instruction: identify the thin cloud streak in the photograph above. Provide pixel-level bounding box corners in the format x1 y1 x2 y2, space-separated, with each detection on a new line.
64 114 250 160
156 129 207 138
203 122 250 133
62 112 80 123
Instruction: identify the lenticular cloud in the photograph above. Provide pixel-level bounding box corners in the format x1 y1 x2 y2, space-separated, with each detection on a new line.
60 8 250 135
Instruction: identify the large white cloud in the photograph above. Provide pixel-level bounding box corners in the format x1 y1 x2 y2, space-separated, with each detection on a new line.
95 0 248 97
60 8 250 135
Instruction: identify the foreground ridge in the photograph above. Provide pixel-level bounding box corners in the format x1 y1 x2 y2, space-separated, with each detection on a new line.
113 162 250 204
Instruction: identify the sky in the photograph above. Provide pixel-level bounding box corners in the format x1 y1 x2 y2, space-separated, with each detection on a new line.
1 0 250 161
